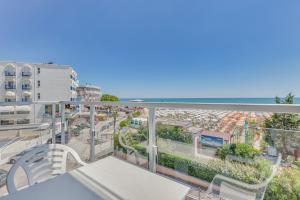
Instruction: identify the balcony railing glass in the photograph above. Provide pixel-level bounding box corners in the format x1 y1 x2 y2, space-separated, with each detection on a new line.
21 98 32 102
4 72 16 77
22 85 31 90
21 72 32 77
4 85 16 90
0 101 299 199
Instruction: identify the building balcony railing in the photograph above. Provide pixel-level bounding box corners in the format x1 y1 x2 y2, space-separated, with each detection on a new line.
0 101 299 199
22 72 32 77
4 85 16 90
21 98 32 102
22 85 31 90
4 98 16 102
4 72 16 77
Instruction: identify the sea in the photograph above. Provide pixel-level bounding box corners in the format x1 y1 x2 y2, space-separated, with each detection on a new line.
121 98 300 104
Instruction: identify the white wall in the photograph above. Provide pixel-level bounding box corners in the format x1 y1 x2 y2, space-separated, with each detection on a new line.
0 61 78 125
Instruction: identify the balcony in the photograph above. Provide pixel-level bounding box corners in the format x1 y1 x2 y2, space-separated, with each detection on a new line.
4 71 16 77
4 72 15 77
0 101 299 200
4 85 16 90
22 85 31 90
21 97 32 102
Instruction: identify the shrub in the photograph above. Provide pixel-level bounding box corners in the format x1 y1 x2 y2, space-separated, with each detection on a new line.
157 123 193 144
293 160 300 168
265 168 300 200
132 111 141 118
119 118 131 128
216 143 260 160
133 144 271 184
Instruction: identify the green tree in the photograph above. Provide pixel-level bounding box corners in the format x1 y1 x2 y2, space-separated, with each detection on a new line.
264 93 300 160
156 123 193 144
101 94 119 102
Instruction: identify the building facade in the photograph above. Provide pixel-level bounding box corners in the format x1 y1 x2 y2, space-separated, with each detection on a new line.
76 84 101 102
76 84 101 112
0 61 79 126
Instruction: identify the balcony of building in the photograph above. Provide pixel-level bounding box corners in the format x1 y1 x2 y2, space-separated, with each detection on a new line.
21 66 32 78
21 92 32 102
4 65 16 78
21 72 32 77
4 72 16 77
21 84 31 91
0 101 299 200
4 82 16 90
21 80 32 91
4 92 16 103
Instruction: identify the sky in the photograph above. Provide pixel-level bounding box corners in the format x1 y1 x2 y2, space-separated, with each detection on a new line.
0 0 300 98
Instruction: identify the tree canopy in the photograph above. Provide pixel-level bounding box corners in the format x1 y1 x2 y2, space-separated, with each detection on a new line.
100 94 119 102
265 93 300 130
264 93 300 160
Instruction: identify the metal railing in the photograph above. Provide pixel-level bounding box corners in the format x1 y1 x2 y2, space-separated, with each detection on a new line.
1 100 300 172
21 72 32 77
22 85 31 90
4 85 16 90
61 101 300 172
4 72 16 77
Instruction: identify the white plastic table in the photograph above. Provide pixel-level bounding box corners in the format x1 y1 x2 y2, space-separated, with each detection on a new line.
1 156 190 200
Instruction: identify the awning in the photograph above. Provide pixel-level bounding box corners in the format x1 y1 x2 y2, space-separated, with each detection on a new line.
0 106 14 112
5 91 15 97
16 106 31 112
23 91 32 96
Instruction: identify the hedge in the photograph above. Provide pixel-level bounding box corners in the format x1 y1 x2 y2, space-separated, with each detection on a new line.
132 144 271 184
264 168 300 200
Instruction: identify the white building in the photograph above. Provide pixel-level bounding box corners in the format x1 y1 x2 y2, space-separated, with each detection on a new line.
76 84 101 102
0 61 78 126
131 118 148 128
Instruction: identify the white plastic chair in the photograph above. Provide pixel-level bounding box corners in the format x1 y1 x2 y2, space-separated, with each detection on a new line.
207 154 282 200
6 144 87 194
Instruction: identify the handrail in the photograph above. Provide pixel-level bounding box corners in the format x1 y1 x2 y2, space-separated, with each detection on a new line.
0 137 22 153
1 101 300 113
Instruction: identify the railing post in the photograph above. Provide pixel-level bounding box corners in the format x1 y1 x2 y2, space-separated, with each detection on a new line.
148 107 157 173
61 103 66 144
90 103 96 162
52 103 56 144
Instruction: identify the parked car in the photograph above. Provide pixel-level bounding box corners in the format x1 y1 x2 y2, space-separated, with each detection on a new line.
47 133 69 144
0 169 7 188
9 147 44 164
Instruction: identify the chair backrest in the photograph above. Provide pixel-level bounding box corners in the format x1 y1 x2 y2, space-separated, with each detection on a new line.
6 144 86 194
208 154 282 200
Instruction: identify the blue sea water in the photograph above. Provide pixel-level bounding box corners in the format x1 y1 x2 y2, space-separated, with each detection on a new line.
121 98 300 104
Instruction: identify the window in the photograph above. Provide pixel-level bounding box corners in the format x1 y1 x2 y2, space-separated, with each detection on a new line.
16 119 30 124
16 111 30 115
0 111 14 115
5 98 16 102
45 105 52 115
37 93 41 100
22 97 31 102
38 80 41 87
0 120 14 125
45 105 59 115
37 68 40 74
